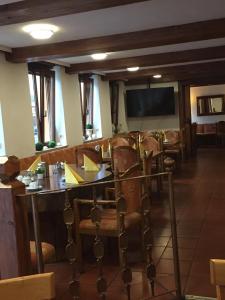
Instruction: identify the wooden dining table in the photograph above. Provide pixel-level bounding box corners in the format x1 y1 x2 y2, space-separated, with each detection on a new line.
22 163 112 194
1 151 159 279
16 163 112 275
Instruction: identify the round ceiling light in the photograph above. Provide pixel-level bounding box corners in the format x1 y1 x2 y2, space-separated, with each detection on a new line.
127 66 140 72
91 53 108 60
153 74 162 78
23 24 59 40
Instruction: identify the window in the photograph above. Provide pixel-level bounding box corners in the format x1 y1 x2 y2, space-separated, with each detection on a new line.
28 67 55 144
79 75 94 136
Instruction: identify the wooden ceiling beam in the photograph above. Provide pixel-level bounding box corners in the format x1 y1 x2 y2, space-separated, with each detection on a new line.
7 18 225 63
104 60 225 81
67 45 225 73
0 0 149 26
126 73 225 86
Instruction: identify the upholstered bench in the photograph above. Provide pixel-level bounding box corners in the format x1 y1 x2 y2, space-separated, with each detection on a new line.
19 138 109 170
196 123 217 146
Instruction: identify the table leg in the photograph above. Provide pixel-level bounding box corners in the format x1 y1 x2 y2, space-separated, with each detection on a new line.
31 194 44 273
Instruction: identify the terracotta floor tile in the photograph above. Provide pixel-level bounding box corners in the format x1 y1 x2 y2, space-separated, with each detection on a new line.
162 247 195 261
154 237 170 247
185 275 216 298
153 227 172 237
156 259 191 276
189 260 210 277
168 237 198 249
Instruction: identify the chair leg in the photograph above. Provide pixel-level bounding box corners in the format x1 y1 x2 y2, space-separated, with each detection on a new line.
141 222 146 264
118 238 123 270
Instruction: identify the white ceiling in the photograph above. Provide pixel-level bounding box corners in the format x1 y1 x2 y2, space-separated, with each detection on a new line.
0 0 225 67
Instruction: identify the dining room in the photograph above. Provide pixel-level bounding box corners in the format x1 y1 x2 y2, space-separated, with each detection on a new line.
1 1 225 300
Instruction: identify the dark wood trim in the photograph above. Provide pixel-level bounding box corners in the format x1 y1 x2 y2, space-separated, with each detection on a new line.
67 45 225 73
126 75 225 86
0 0 149 26
185 76 225 87
104 60 225 81
6 18 225 63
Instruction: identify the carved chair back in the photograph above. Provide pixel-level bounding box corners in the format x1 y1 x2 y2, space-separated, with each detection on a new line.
164 130 180 143
115 163 142 214
141 136 160 153
112 145 138 173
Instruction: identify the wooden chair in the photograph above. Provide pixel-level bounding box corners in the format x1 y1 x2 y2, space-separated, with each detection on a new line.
142 150 153 192
112 145 138 173
75 147 102 167
141 136 163 192
111 133 136 147
110 136 130 148
141 136 160 153
164 130 184 162
210 259 225 300
0 272 55 300
73 163 143 268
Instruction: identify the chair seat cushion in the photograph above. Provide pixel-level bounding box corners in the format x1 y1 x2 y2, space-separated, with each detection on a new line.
30 241 55 266
79 211 141 235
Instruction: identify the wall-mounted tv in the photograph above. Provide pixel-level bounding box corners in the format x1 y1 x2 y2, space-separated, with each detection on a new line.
126 87 175 117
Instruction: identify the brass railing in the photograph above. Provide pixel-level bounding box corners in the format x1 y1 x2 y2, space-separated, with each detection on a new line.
29 172 182 300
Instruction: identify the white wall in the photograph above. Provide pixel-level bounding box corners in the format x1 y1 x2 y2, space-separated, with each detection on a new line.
55 66 67 146
0 103 6 156
93 75 112 139
190 84 225 124
93 75 103 138
59 68 83 146
0 53 35 158
125 81 180 131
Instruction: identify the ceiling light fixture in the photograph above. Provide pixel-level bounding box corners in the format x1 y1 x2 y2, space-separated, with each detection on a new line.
91 53 108 60
23 24 59 40
127 66 140 72
153 74 162 79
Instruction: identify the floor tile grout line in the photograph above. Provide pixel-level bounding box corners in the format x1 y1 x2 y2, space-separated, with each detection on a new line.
183 188 215 295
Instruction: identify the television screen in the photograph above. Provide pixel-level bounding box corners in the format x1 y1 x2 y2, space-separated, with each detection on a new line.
126 87 175 117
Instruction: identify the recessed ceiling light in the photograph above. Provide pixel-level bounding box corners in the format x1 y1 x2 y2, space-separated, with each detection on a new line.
23 23 59 40
127 66 140 72
91 53 108 60
153 74 162 78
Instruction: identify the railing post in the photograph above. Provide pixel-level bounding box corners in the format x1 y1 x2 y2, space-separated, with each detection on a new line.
64 189 80 300
168 172 182 299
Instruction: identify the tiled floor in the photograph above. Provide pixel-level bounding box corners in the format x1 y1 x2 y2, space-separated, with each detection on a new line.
46 148 225 299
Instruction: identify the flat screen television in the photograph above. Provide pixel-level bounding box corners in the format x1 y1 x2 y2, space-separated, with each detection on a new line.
126 87 175 117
